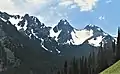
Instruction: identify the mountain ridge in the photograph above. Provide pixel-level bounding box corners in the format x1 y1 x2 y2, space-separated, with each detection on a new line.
0 11 115 48
0 11 116 74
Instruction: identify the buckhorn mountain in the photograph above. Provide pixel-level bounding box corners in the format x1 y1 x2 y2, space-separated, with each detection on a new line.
0 11 115 74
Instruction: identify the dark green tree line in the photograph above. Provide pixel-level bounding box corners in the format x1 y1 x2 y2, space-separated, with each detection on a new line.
55 28 120 74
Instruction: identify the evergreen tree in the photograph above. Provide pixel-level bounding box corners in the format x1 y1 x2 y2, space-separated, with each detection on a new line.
72 57 78 74
88 53 92 74
79 56 84 74
112 39 116 53
57 71 60 74
68 66 72 74
96 42 103 72
92 50 96 74
84 57 88 74
64 61 68 74
116 27 120 60
112 39 116 63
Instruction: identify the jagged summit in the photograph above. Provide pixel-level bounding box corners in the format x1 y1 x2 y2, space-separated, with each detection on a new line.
0 11 115 49
50 19 74 43
53 19 73 33
84 24 103 32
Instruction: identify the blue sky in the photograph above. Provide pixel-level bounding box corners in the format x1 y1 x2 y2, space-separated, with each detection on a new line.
0 0 119 36
68 0 119 36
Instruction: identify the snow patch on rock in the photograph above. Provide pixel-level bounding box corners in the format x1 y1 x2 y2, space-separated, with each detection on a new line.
9 17 22 25
50 28 62 41
71 29 93 45
0 17 7 22
88 36 103 47
56 49 61 53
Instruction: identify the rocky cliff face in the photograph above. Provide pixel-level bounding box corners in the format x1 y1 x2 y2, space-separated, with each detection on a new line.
0 11 115 74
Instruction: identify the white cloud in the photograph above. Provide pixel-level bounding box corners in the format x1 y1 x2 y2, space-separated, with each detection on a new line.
59 0 73 6
26 0 48 4
98 16 105 20
70 4 77 9
0 0 99 26
106 0 112 4
0 0 21 14
75 0 98 11
59 0 99 11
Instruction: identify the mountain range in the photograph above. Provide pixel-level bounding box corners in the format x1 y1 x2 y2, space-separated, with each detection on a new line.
0 11 115 74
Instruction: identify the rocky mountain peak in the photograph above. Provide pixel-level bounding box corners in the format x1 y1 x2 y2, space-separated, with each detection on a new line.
84 24 103 32
53 19 73 33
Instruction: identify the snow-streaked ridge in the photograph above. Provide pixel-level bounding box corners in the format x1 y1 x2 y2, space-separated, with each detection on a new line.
0 17 7 22
56 49 61 53
31 29 39 38
40 38 48 51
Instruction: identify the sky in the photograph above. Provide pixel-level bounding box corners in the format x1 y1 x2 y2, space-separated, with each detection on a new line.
0 0 119 36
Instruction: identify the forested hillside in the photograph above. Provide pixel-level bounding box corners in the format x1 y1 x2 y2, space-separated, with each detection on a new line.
54 28 120 74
